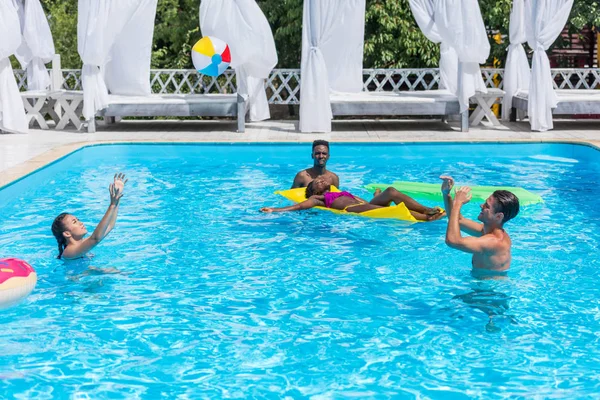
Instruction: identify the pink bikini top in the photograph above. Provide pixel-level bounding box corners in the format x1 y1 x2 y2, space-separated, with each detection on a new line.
323 191 355 208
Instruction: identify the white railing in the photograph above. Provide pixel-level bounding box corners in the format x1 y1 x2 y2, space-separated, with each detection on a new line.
15 68 600 105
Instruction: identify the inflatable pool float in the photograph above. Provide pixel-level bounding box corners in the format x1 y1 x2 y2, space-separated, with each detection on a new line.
0 258 37 308
364 181 543 206
275 186 420 222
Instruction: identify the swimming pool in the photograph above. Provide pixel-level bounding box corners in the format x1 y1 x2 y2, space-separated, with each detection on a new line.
1 142 599 397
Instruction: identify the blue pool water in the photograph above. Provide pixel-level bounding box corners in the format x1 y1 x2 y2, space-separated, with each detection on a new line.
0 143 599 398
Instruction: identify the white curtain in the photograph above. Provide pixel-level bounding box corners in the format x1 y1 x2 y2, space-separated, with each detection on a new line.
0 0 28 133
433 0 490 112
299 0 366 133
408 0 458 93
14 0 55 91
78 0 157 121
502 0 530 120
105 1 158 96
526 0 573 131
200 0 278 121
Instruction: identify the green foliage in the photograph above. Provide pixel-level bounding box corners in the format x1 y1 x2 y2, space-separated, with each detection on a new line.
364 0 439 68
153 0 200 68
258 0 303 68
43 0 80 68
479 0 512 66
570 1 600 30
35 0 600 71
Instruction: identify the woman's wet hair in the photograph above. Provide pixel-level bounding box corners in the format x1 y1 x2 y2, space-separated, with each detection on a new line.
492 190 520 223
51 213 69 259
305 181 315 198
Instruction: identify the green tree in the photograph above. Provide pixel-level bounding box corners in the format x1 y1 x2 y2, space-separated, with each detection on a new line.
36 0 600 71
480 0 600 67
364 0 439 68
258 0 303 68
570 1 600 29
259 0 440 68
153 0 200 68
44 0 80 69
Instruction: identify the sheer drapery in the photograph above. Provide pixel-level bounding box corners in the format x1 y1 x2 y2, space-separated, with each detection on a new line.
14 0 55 91
299 0 365 132
433 0 490 112
78 0 157 120
200 0 278 121
502 0 530 120
0 0 27 132
408 0 457 93
526 0 574 131
105 1 158 96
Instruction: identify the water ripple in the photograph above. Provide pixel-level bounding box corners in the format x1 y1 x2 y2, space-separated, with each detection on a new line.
0 144 599 397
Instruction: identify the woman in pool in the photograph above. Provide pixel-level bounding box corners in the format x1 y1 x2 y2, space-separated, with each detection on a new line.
51 173 127 259
261 176 445 221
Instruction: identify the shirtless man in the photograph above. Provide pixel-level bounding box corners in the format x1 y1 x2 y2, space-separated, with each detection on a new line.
440 175 520 272
291 140 340 189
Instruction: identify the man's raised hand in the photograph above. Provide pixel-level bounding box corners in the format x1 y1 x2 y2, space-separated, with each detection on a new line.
453 186 472 205
440 175 455 195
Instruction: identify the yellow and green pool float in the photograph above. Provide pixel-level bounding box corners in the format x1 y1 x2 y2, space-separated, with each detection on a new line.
275 186 421 222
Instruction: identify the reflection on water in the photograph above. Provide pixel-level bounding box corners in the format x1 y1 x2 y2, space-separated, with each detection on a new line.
51 254 127 294
1 144 600 397
453 278 517 332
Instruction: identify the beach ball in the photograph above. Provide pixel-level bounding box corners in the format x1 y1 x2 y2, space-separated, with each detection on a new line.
0 258 37 309
192 36 231 77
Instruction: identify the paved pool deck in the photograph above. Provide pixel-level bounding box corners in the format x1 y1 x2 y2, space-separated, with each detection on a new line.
1 119 599 187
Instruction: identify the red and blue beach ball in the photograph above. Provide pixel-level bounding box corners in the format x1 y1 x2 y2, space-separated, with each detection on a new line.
192 36 231 77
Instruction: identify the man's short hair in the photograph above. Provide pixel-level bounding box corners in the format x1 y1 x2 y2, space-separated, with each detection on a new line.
492 190 520 223
312 140 329 150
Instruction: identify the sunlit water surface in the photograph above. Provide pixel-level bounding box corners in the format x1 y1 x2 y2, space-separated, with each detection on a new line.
0 143 599 398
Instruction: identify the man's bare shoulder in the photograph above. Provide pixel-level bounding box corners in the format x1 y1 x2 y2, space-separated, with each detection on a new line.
482 230 511 251
292 169 312 188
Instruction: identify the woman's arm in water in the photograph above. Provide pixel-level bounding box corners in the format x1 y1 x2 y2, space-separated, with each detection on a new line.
62 176 126 259
261 195 325 213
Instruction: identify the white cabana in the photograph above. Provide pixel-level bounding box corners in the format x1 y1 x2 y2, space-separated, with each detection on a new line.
14 0 55 91
0 0 28 133
525 0 574 131
77 0 158 123
299 0 366 133
502 0 530 121
199 0 278 122
299 0 491 133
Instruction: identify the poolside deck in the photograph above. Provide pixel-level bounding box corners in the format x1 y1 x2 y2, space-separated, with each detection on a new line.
1 119 599 187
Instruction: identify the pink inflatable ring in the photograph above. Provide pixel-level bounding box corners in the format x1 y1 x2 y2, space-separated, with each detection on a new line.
0 258 37 308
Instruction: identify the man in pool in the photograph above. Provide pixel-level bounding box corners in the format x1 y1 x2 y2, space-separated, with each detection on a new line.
291 140 340 189
440 175 520 272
